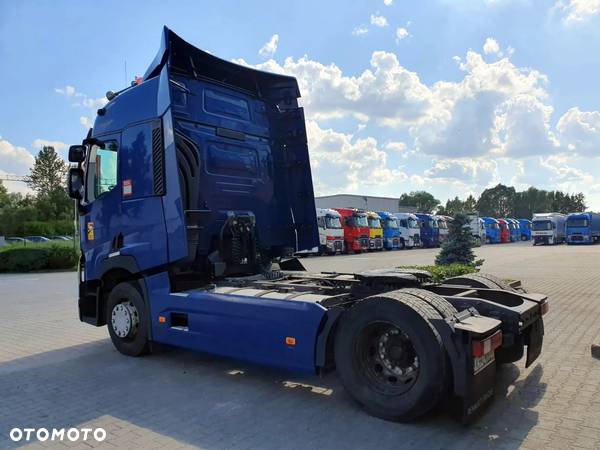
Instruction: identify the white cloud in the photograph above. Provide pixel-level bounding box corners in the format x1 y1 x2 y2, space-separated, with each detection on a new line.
395 27 410 42
556 0 600 23
80 116 94 129
32 139 68 152
306 120 407 195
258 34 279 58
385 141 407 152
483 37 500 55
384 0 393 5
0 138 35 180
370 14 389 27
557 107 600 156
352 26 369 36
55 85 107 111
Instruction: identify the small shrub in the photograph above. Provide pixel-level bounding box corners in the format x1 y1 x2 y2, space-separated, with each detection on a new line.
398 263 479 283
436 213 480 266
0 243 78 272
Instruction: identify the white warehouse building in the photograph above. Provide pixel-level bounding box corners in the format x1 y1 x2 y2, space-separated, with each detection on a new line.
315 194 416 213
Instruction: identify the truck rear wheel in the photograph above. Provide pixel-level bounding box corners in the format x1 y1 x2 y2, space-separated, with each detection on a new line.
106 281 151 357
334 292 447 421
445 273 522 293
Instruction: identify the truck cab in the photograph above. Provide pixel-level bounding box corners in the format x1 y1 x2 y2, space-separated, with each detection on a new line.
466 213 486 246
517 219 532 241
507 219 519 242
482 217 501 244
394 213 421 248
377 211 401 250
365 211 384 251
497 219 510 243
435 216 450 245
532 213 566 245
315 208 345 254
334 208 370 253
414 213 439 248
566 212 599 244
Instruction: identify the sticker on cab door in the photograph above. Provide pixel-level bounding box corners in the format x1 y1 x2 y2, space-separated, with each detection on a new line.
87 222 95 241
123 179 133 197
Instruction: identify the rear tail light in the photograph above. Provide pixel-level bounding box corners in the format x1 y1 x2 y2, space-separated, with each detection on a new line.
540 301 549 315
472 330 502 358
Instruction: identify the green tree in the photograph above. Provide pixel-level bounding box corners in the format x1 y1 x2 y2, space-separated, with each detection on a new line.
436 213 477 265
27 146 68 196
399 191 440 214
476 184 516 217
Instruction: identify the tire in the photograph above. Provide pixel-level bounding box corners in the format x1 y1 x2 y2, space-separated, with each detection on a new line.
400 239 406 250
445 273 522 293
399 288 458 319
106 281 151 357
334 292 447 421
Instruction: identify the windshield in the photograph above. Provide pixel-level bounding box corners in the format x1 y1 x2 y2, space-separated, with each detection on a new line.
408 218 419 229
325 216 342 229
384 219 399 229
567 218 589 228
431 219 438 228
368 218 381 228
353 215 368 227
522 223 531 230
499 222 508 230
533 220 552 231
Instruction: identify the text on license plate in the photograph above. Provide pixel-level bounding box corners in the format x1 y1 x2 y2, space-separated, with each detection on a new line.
473 352 495 374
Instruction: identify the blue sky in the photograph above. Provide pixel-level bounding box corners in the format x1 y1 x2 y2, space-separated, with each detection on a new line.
1 0 600 209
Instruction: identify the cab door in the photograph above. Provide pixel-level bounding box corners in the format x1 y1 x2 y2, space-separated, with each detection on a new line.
80 134 121 281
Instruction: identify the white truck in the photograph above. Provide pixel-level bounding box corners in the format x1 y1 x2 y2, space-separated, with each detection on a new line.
394 213 421 248
466 213 486 246
296 208 345 255
532 213 566 245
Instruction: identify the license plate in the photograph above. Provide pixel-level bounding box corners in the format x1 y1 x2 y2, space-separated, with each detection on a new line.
473 351 495 374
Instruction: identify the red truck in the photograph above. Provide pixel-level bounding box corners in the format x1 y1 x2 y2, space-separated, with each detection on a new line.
334 208 370 253
497 219 510 243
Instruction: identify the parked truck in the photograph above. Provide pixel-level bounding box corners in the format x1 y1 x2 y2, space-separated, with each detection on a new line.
466 213 486 246
482 218 501 244
532 213 566 245
497 219 511 243
394 212 421 249
566 212 600 244
297 208 344 255
518 219 532 241
66 27 547 424
414 213 439 248
377 211 401 250
366 211 384 251
435 216 450 245
509 219 520 242
335 208 370 253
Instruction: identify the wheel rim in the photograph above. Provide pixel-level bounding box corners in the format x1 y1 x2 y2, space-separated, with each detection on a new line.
355 322 420 395
111 301 140 339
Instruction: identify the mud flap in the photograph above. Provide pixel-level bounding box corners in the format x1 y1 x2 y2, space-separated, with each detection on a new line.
526 318 544 367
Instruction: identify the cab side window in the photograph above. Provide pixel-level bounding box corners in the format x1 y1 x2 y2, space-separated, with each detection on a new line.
86 142 118 202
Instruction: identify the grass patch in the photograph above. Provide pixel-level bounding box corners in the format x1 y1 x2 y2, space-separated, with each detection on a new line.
397 263 479 283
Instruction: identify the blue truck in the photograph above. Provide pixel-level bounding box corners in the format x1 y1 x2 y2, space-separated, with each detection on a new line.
518 219 532 241
414 213 439 248
66 27 547 424
508 219 520 242
377 211 401 250
566 212 600 244
482 217 501 243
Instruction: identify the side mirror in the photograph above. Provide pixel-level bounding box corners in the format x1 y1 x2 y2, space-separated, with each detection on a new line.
68 145 86 163
68 168 84 200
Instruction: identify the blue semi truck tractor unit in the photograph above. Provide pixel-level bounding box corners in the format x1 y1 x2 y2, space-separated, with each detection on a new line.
377 211 401 250
414 213 439 248
566 212 600 244
482 217 501 243
66 27 547 424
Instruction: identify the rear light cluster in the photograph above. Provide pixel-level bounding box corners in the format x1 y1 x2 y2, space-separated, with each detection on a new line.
472 330 502 358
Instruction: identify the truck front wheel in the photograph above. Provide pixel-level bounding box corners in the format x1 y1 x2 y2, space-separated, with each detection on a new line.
106 281 151 357
334 293 447 421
